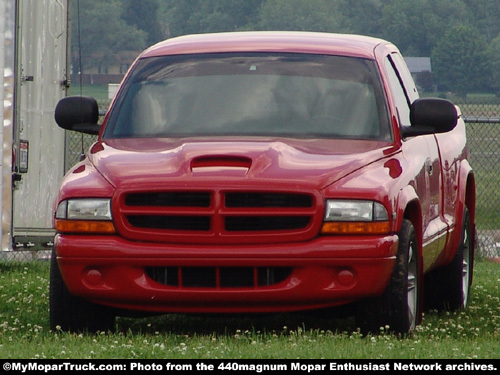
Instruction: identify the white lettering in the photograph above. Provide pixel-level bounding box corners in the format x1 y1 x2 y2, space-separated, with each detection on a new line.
291 363 326 372
394 362 442 371
130 362 163 371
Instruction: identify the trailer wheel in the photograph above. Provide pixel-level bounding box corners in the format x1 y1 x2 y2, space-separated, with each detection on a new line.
356 219 420 335
424 208 472 311
49 250 115 333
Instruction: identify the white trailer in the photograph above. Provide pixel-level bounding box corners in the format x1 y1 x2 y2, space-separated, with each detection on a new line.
1 0 69 258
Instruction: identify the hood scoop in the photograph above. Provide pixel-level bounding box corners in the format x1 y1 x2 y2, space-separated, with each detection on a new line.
190 155 252 177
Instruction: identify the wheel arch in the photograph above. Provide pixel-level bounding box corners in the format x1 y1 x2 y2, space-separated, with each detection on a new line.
395 188 424 325
464 168 476 284
395 186 423 252
444 161 476 267
464 168 476 257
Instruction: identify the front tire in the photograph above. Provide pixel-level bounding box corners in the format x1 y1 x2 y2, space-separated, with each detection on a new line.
356 219 420 335
49 250 116 333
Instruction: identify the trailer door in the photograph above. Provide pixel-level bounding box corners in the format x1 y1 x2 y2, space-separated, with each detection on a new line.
12 0 69 252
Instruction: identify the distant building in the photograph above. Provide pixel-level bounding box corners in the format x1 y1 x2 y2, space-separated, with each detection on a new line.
404 57 434 92
71 51 139 85
404 57 431 74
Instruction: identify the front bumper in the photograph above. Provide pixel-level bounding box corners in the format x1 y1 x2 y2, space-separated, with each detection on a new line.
55 234 398 313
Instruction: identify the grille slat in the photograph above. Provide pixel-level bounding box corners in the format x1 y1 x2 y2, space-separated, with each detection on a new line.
225 192 312 208
127 215 211 231
225 216 310 231
126 192 211 207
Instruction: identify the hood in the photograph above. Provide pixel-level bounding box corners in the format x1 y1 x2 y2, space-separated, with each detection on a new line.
87 137 395 192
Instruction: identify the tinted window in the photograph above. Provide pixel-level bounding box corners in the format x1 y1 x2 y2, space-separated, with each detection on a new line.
391 53 419 103
384 53 419 127
104 53 391 140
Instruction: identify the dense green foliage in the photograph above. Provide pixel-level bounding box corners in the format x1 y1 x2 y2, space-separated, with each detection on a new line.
1 260 499 358
72 0 500 96
431 25 492 97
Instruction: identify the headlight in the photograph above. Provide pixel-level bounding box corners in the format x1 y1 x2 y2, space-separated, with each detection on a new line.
55 199 116 234
324 200 388 222
321 199 390 235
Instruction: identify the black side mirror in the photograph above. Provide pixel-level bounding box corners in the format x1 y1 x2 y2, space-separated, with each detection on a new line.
402 98 458 137
55 96 101 135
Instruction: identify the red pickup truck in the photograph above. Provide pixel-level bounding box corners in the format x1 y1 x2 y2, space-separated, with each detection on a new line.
51 31 475 334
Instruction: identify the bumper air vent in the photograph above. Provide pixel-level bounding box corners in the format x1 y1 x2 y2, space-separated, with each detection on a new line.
146 266 292 288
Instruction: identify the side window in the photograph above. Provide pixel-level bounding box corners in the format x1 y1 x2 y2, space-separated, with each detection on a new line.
391 53 419 103
383 54 419 127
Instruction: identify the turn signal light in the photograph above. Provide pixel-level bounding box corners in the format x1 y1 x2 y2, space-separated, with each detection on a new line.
55 219 116 234
321 221 390 235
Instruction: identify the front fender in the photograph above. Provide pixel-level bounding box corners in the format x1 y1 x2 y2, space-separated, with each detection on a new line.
394 185 422 242
53 158 116 228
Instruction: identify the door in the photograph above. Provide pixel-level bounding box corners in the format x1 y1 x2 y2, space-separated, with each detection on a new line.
12 0 69 251
384 52 448 271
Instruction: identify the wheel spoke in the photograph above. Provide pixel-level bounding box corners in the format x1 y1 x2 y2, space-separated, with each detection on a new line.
461 228 470 306
408 274 416 291
407 241 418 330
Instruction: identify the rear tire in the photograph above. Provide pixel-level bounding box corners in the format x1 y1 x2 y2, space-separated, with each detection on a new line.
356 219 420 335
49 250 116 333
424 208 472 311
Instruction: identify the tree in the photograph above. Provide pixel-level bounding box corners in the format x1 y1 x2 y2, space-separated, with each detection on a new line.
257 0 348 32
72 0 146 74
379 0 468 56
338 0 384 37
70 0 497 96
488 33 500 96
122 0 164 45
462 0 500 42
159 0 264 37
431 25 492 97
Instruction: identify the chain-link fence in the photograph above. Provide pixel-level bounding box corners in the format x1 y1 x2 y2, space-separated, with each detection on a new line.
459 97 500 258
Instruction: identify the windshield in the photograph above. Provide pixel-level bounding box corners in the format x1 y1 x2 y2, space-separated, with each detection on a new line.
104 53 391 140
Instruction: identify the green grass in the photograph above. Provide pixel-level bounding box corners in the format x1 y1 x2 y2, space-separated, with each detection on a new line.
0 261 499 359
69 84 109 101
